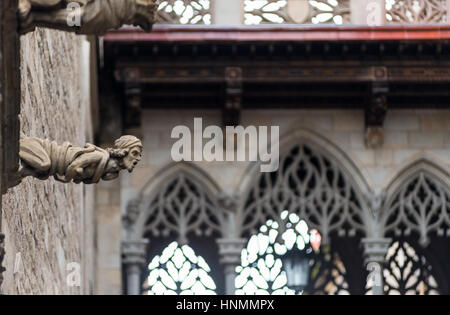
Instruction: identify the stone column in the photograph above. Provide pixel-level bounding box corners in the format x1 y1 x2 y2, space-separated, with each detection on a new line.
122 239 149 295
217 238 247 295
216 193 246 295
351 0 385 25
213 0 243 25
362 238 391 295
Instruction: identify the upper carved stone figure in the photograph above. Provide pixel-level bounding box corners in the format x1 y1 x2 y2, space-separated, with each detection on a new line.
16 135 142 185
18 0 158 35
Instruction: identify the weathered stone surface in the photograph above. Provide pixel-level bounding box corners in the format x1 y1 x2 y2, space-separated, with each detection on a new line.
15 135 142 185
1 28 94 294
19 0 157 35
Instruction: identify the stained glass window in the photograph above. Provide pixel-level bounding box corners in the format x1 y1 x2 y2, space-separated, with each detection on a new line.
144 242 217 295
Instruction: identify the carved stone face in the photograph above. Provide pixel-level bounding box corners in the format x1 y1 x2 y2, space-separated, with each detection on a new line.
123 145 142 172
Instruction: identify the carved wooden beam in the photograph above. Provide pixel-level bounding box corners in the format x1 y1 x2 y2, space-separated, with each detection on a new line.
6 135 143 191
18 0 158 35
365 67 389 149
223 67 242 127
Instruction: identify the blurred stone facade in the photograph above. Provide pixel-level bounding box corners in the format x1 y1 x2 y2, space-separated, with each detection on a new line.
1 28 95 294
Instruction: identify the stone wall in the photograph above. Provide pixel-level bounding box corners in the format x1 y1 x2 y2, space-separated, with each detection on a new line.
132 109 450 194
1 29 95 294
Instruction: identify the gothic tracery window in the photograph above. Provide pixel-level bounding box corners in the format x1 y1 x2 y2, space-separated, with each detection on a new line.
244 0 350 25
141 172 223 295
384 172 450 246
386 0 447 24
376 171 450 295
157 0 212 25
242 144 365 243
235 211 350 295
144 242 217 295
144 173 223 245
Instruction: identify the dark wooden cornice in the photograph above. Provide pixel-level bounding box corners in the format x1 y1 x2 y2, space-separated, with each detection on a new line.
100 25 450 133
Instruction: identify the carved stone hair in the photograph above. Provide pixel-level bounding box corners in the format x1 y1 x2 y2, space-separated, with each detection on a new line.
107 135 142 159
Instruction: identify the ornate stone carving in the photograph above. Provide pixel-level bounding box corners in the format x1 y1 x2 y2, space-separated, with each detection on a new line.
241 144 365 244
365 191 387 220
123 197 142 228
143 174 224 244
13 135 142 186
387 0 447 24
18 0 157 35
244 0 350 25
157 0 212 25
383 172 450 247
217 192 240 212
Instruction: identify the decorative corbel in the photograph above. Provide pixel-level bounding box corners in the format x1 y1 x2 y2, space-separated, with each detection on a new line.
217 192 240 213
366 190 387 221
123 196 142 229
365 67 389 149
18 0 158 35
223 67 243 127
5 135 142 192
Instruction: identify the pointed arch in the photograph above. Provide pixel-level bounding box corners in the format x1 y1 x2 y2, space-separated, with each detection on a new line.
238 127 371 200
140 162 222 197
237 127 371 244
127 162 226 241
381 158 450 246
384 157 450 200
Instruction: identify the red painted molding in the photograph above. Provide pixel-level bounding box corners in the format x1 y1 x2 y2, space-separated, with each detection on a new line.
104 25 450 43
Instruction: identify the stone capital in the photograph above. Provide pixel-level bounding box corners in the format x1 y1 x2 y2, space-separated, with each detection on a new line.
217 238 247 272
122 239 149 268
361 237 392 264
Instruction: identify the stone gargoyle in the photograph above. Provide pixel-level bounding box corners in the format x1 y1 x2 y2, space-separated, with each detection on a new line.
15 135 142 185
18 0 157 35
